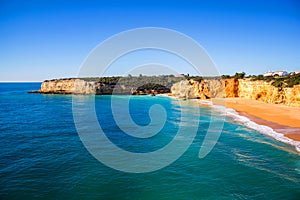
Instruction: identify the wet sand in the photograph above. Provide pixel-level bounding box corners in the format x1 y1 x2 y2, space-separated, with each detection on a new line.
212 98 300 141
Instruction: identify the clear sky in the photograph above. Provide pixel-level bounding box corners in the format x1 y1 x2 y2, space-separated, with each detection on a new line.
0 0 300 81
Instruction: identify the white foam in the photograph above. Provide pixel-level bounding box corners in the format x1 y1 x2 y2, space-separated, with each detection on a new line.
213 104 300 153
197 100 213 106
163 96 300 153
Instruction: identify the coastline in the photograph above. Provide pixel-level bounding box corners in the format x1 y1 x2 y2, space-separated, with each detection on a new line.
212 98 300 128
211 98 300 151
158 94 300 152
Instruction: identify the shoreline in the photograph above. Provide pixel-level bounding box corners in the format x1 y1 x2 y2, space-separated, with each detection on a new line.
159 94 300 152
28 90 300 151
211 98 300 151
212 98 300 128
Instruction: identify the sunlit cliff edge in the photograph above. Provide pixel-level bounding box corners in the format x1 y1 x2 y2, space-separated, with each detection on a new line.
30 77 300 107
171 79 300 107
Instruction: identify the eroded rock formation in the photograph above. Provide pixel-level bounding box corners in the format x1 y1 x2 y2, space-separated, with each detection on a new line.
32 77 300 107
171 78 300 107
40 79 98 94
34 78 169 95
238 79 300 106
171 79 225 99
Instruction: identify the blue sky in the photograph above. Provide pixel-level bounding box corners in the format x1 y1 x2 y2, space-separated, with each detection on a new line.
0 0 299 81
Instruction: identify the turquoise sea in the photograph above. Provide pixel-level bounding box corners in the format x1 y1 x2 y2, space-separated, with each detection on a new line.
1 83 300 200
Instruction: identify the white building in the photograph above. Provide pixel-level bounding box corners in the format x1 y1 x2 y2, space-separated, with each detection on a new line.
263 70 288 77
290 71 300 75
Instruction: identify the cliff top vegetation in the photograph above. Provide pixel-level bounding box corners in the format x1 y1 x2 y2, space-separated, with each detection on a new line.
45 72 300 89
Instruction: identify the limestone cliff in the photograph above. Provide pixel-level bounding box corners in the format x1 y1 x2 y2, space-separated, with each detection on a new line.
33 77 300 107
171 79 225 99
40 79 98 94
38 78 134 94
171 78 300 107
34 78 168 95
238 79 300 107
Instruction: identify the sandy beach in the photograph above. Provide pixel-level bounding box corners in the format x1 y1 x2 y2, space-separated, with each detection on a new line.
212 98 300 142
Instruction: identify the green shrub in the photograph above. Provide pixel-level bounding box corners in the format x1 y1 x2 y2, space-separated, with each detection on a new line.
233 72 246 79
250 73 300 88
221 75 231 79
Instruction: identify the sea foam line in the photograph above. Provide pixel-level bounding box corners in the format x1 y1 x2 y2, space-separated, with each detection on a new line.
159 96 300 153
204 101 300 153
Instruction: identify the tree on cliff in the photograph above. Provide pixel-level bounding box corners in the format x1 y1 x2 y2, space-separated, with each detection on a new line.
233 72 246 79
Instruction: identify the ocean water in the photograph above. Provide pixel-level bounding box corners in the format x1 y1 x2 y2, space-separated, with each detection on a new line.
0 83 300 200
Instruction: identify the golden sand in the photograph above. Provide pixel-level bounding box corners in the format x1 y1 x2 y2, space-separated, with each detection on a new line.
212 98 300 141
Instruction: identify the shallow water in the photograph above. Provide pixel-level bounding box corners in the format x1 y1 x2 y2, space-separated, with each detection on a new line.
0 83 300 199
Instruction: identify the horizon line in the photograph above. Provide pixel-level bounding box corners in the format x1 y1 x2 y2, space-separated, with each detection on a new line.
0 81 42 83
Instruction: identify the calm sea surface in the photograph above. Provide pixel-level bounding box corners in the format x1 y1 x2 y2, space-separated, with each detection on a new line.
0 83 300 199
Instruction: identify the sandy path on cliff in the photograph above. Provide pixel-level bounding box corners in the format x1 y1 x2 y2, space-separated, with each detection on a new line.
212 98 300 141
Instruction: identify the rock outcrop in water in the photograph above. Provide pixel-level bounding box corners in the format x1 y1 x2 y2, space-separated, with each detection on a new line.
171 78 300 107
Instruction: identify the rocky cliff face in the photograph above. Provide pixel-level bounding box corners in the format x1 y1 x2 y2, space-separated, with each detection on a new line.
35 77 300 107
40 79 98 94
37 78 167 95
171 78 300 107
171 79 225 99
39 79 134 94
238 79 300 107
